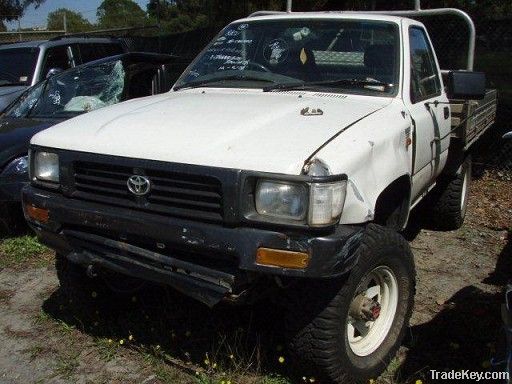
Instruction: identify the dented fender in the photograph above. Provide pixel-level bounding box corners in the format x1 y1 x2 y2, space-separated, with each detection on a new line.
308 99 413 225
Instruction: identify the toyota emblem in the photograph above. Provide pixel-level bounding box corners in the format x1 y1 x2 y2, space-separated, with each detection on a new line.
127 175 151 196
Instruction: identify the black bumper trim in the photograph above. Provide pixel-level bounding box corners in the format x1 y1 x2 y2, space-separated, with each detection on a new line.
64 229 235 289
66 249 230 307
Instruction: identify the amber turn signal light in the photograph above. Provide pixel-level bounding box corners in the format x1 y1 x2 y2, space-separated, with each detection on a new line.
256 247 310 269
24 203 49 224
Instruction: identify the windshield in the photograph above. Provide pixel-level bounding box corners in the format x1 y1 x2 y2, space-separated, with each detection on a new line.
175 19 400 95
5 60 126 119
0 47 39 86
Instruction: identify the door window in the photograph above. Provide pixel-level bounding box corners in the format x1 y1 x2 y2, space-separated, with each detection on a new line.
409 27 441 103
42 46 72 76
78 43 124 64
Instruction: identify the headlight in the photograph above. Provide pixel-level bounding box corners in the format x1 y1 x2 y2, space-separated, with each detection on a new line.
33 151 59 183
254 178 347 226
1 155 29 176
256 180 308 221
309 181 347 226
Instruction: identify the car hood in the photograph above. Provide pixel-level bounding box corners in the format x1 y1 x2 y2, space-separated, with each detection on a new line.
31 88 391 174
0 117 60 166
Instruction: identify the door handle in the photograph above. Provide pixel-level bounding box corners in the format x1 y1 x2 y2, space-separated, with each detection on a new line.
444 106 450 120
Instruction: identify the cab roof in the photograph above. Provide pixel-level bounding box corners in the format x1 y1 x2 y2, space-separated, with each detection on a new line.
0 37 122 51
238 12 408 24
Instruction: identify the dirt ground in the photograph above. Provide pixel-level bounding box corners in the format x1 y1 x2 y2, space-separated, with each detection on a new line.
0 172 510 384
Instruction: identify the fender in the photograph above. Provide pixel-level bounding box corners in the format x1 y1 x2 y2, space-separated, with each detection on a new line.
307 99 413 225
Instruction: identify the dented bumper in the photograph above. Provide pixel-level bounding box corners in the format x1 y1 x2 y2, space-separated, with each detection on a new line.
23 185 362 306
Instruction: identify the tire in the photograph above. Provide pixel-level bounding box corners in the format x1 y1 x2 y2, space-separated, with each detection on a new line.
285 224 415 383
429 155 471 230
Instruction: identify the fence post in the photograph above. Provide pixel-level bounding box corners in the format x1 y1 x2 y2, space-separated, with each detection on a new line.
286 0 292 13
63 13 68 34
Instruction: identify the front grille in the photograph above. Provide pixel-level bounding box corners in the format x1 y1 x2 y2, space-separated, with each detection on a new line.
71 161 223 222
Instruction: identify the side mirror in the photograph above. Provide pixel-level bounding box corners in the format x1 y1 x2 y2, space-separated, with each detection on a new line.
46 67 63 79
446 70 486 100
503 132 512 140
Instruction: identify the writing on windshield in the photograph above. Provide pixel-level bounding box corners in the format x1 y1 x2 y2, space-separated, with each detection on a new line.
175 19 399 94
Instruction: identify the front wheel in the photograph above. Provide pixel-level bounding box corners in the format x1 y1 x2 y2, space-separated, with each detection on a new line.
285 224 415 383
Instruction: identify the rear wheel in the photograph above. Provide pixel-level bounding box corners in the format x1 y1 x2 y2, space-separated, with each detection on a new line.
285 224 415 383
429 155 471 230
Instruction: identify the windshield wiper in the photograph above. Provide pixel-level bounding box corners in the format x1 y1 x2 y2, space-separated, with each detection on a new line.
174 74 277 91
263 78 394 92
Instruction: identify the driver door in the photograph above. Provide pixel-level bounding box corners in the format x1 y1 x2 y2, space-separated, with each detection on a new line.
405 25 450 200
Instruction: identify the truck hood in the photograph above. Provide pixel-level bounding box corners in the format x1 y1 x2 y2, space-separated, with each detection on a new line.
31 88 391 174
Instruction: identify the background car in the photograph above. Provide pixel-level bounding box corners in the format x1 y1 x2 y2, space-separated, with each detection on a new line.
0 37 127 111
0 51 181 233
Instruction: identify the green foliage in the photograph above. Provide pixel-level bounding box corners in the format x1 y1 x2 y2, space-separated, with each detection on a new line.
0 0 45 22
97 0 148 29
0 236 51 268
47 8 92 33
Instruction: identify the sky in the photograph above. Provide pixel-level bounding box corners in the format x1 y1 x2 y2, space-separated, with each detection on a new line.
6 0 150 30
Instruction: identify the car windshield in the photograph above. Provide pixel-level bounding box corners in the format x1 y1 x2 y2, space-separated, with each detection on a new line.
175 18 400 95
5 60 126 119
0 47 39 86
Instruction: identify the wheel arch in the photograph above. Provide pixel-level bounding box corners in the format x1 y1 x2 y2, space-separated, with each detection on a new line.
373 175 412 231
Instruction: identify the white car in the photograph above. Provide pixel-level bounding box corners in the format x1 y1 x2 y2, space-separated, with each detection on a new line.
23 11 496 382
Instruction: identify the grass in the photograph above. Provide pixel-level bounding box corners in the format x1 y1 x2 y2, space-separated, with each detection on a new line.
0 235 53 269
53 351 80 379
26 344 46 361
95 337 119 362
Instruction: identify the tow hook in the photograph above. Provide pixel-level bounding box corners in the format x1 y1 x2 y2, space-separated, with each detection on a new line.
349 294 381 322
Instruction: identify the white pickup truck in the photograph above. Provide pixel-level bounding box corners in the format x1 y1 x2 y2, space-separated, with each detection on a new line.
22 11 496 383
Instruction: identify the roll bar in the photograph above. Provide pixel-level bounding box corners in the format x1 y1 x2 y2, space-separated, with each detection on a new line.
248 0 475 70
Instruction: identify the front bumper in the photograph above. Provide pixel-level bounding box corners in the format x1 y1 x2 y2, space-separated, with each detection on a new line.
23 186 363 306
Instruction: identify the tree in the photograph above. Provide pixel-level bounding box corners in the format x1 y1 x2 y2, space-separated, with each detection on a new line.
47 8 92 33
147 0 208 33
0 0 45 25
97 0 148 29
